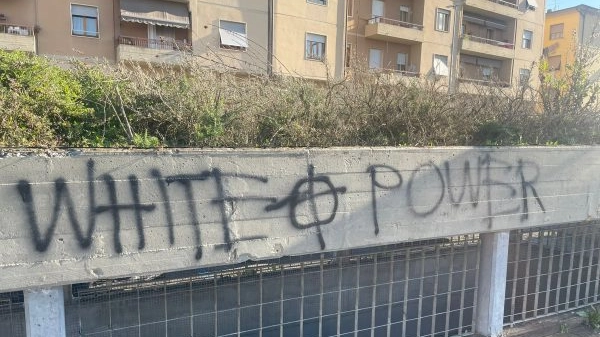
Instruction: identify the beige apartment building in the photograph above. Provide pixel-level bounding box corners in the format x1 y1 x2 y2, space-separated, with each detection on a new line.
0 0 345 79
347 0 546 89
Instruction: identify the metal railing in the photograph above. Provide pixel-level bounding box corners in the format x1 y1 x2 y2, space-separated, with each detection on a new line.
505 221 600 324
65 238 480 337
463 34 515 49
486 0 519 9
368 17 424 31
0 24 34 36
118 36 192 52
0 291 25 337
458 77 511 87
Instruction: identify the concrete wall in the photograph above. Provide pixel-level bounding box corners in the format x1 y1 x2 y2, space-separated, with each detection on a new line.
0 147 599 292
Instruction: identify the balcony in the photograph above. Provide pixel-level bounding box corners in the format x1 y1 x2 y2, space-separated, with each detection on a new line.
465 0 520 17
117 36 191 64
461 35 514 59
0 24 35 53
365 17 423 45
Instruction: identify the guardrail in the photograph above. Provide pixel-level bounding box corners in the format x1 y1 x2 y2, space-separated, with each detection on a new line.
463 34 514 49
0 24 34 36
368 17 424 31
118 36 192 51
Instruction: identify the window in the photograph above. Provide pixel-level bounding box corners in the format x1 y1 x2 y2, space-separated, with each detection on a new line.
400 6 411 22
347 0 353 16
433 54 449 76
549 23 564 40
306 33 326 60
522 30 532 49
486 28 494 40
345 44 351 67
519 68 530 86
548 55 561 70
308 0 327 5
397 53 407 71
369 49 382 69
219 20 248 51
436 9 450 32
71 4 98 37
482 67 493 81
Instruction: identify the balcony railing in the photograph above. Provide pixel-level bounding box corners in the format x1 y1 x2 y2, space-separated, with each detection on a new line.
0 23 34 36
368 17 424 31
459 77 510 87
118 36 191 52
463 34 514 49
486 0 518 9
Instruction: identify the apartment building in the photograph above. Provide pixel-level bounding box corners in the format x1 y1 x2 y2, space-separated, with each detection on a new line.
543 5 600 81
347 0 546 89
0 0 345 79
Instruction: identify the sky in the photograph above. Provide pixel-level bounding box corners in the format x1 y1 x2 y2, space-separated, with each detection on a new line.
545 0 600 10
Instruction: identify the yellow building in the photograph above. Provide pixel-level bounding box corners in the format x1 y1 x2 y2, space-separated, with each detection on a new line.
347 0 546 90
543 5 600 81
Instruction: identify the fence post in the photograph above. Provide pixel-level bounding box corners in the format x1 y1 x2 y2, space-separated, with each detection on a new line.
476 231 510 337
24 287 66 337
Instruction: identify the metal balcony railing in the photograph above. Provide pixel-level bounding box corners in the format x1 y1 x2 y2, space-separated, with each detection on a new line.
459 77 511 87
0 24 34 36
368 17 424 31
463 34 515 49
118 36 192 52
486 0 518 9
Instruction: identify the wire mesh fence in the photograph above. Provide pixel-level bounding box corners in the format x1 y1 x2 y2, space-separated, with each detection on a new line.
65 236 480 337
0 291 26 337
504 221 600 324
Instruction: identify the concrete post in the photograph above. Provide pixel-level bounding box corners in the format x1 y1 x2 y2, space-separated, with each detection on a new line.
24 287 66 337
476 231 510 337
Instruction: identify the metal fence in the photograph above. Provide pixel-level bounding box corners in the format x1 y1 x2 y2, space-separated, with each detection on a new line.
65 237 480 337
504 221 600 324
0 291 26 337
10 222 598 336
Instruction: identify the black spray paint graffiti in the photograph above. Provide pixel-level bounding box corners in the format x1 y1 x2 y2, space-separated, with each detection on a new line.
17 160 155 254
265 165 347 249
16 155 546 261
369 154 546 232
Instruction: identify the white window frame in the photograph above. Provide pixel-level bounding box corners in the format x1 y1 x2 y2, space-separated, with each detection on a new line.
433 54 449 76
71 3 99 38
435 8 450 32
219 20 248 51
347 0 353 17
519 68 530 86
369 48 383 69
307 0 328 5
305 33 326 61
522 30 533 49
399 6 411 23
481 67 493 81
397 53 408 71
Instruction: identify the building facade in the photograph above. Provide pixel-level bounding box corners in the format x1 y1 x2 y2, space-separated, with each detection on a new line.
543 5 600 82
0 0 345 79
347 0 546 89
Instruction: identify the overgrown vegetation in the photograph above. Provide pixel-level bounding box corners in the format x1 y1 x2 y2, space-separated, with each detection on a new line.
577 305 600 330
0 49 599 148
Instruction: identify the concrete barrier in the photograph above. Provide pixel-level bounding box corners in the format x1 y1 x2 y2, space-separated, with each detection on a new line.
0 147 598 292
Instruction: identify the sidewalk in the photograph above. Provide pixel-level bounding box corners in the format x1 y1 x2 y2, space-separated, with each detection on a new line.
505 311 599 337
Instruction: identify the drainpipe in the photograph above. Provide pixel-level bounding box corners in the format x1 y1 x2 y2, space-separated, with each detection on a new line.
267 0 274 77
448 0 464 94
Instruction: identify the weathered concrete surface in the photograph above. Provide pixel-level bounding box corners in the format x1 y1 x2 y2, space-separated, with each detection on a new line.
0 147 598 292
24 287 66 337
